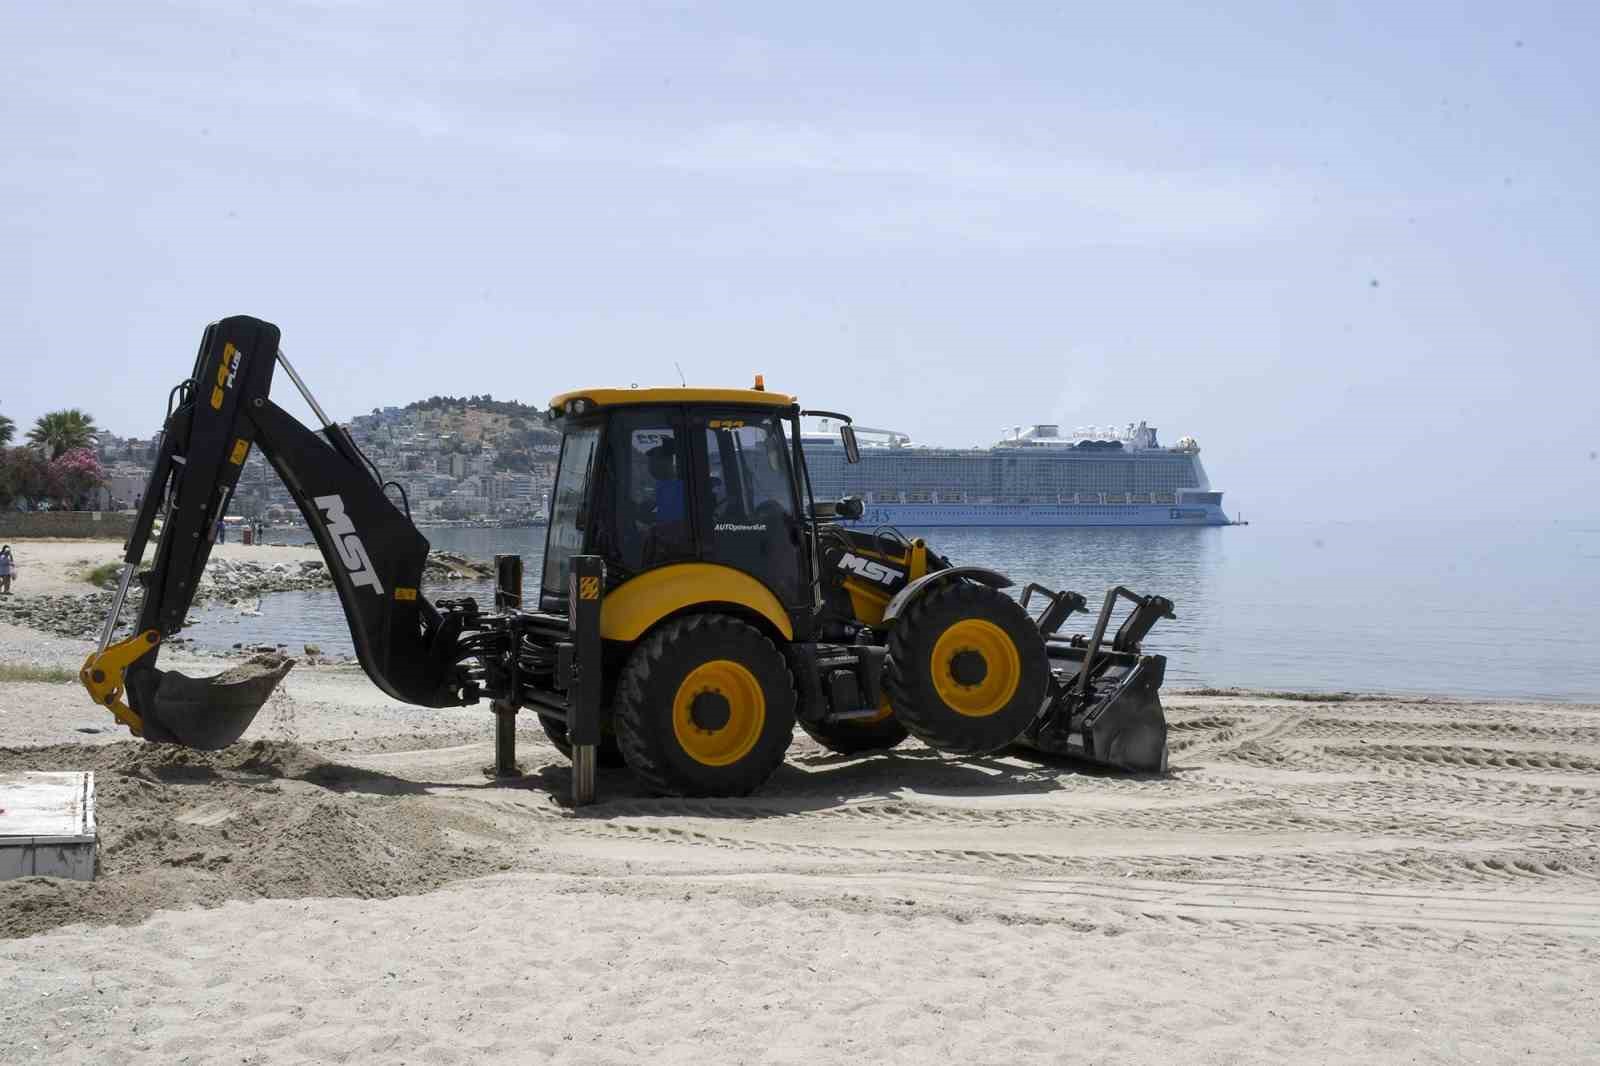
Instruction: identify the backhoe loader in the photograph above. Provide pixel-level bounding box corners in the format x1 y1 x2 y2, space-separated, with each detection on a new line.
80 315 1176 801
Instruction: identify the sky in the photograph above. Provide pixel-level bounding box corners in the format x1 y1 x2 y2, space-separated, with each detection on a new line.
2 1 1596 521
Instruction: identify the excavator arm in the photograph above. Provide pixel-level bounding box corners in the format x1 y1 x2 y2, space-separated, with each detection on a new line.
82 315 487 747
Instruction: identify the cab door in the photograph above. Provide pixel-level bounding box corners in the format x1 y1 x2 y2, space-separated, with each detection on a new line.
689 408 806 608
590 406 695 579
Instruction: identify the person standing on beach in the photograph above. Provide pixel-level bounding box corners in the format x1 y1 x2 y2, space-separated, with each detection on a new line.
0 545 15 595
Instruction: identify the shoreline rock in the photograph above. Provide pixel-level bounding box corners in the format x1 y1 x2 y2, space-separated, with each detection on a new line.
0 551 496 648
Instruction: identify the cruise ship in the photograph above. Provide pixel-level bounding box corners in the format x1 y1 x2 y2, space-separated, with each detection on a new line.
805 420 1237 527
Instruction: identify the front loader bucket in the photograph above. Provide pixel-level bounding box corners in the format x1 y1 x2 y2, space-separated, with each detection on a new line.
1009 584 1176 773
127 658 294 750
1018 653 1169 772
1073 655 1167 772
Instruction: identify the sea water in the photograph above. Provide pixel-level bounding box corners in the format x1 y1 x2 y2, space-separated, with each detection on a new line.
185 520 1600 701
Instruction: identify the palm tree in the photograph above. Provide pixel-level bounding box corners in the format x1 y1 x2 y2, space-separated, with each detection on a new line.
28 409 97 459
0 412 13 446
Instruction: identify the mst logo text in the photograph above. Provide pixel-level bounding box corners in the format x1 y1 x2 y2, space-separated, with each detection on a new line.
837 552 902 587
315 494 384 593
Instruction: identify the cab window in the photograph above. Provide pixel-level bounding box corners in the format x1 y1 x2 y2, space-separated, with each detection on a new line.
540 422 600 596
696 412 802 602
594 409 694 575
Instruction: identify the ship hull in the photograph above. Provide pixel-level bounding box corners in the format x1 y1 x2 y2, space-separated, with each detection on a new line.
846 502 1233 528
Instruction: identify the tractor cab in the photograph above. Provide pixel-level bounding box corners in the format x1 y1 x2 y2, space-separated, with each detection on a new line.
540 387 854 637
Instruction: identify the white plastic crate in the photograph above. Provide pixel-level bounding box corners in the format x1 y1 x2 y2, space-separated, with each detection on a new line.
0 771 97 881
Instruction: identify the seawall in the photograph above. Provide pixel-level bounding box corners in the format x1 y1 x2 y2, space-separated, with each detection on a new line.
0 512 135 540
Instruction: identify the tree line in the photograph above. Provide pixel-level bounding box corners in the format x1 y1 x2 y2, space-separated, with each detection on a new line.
402 394 548 420
0 408 108 510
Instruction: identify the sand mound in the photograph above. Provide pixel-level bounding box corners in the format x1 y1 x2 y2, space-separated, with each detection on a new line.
110 736 327 780
0 740 503 939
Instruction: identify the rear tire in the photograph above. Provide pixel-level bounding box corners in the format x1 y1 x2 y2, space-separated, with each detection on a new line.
613 614 796 796
883 581 1048 755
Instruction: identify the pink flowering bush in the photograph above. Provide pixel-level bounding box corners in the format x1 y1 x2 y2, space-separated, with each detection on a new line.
0 447 63 509
50 447 106 509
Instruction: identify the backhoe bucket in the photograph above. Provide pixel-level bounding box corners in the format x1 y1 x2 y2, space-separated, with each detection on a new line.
127 658 293 750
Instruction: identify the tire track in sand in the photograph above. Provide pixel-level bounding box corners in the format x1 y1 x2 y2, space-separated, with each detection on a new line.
529 812 1600 891
1292 716 1600 745
1317 743 1600 775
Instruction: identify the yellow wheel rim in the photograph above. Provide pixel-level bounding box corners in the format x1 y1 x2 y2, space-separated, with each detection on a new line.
929 619 1021 718
672 659 767 767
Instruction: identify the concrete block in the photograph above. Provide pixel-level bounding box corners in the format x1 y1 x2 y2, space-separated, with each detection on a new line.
0 771 97 881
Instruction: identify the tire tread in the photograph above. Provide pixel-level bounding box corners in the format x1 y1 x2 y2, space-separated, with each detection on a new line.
613 614 795 796
883 581 1047 755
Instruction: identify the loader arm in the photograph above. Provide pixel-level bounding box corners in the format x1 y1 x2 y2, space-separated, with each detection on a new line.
82 316 484 747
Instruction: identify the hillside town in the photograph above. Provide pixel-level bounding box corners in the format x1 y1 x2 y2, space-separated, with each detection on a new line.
54 397 562 526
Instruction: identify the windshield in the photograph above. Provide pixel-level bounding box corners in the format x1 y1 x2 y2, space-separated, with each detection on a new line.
541 422 601 597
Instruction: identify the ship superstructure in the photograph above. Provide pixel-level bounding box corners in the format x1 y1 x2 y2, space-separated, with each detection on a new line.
805 420 1234 527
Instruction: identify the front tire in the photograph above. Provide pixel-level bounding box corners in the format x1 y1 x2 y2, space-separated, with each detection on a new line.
613 614 796 796
883 581 1048 755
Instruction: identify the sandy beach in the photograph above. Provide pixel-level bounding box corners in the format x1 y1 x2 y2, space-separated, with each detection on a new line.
9 0 1597 1058
2 599 1598 1062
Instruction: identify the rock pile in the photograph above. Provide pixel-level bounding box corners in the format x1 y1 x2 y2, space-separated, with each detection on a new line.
83 557 333 598
0 592 129 639
424 551 496 579
0 551 495 641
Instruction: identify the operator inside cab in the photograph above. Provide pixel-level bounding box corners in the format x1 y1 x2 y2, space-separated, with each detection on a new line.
647 442 686 523
633 433 692 567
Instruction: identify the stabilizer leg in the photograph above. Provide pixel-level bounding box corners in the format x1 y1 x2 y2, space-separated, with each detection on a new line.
492 554 523 777
567 555 605 806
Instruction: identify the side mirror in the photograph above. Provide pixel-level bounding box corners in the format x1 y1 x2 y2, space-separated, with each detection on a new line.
836 495 864 520
840 423 860 464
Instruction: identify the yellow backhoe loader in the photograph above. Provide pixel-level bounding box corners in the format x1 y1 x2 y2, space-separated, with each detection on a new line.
81 316 1176 801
